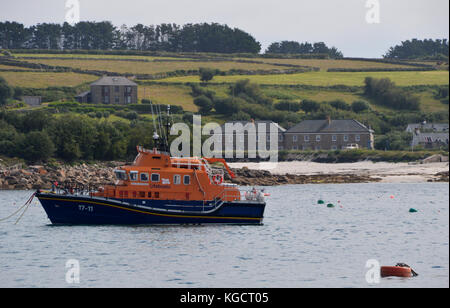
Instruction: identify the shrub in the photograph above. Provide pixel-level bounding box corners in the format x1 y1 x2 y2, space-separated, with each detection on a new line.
194 95 214 114
329 99 351 111
275 100 301 112
351 100 370 113
300 99 320 113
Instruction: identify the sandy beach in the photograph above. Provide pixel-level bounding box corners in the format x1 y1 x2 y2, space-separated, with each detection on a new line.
229 161 449 183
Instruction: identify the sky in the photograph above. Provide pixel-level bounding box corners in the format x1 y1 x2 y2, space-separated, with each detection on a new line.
0 0 448 58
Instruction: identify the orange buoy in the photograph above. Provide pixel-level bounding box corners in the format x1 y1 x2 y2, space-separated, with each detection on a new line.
380 266 412 278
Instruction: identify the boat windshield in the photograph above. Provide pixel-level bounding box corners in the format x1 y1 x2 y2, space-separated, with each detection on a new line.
114 170 128 181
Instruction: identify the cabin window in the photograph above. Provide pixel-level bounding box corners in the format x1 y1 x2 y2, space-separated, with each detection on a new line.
154 192 160 198
140 173 149 182
129 171 138 181
147 192 152 198
139 191 145 198
174 175 181 185
114 170 127 181
132 191 137 198
151 173 160 183
183 175 191 185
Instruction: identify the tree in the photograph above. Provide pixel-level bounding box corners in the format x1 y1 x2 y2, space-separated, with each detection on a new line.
20 131 55 162
300 99 320 113
275 101 301 112
329 99 351 111
351 101 370 113
265 40 343 58
199 67 215 83
0 77 13 106
194 95 214 113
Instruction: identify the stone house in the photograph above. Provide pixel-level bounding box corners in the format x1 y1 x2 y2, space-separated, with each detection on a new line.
407 122 449 149
283 119 374 151
76 76 138 104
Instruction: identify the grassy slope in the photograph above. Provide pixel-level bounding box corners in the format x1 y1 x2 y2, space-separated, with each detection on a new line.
156 71 449 86
2 53 449 115
17 58 286 75
0 71 98 88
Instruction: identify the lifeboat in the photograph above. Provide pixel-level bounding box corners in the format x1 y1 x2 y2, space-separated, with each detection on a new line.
35 148 266 225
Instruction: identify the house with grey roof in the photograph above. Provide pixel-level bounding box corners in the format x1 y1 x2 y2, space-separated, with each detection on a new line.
76 76 138 104
212 121 286 155
407 122 449 149
283 119 374 151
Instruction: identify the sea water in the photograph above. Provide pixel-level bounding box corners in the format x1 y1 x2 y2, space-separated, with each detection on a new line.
0 183 448 288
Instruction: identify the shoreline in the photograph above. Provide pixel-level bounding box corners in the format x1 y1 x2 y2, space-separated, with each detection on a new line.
229 161 449 184
0 160 448 190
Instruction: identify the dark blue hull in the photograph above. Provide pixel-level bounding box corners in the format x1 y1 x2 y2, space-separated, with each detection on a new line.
36 193 265 225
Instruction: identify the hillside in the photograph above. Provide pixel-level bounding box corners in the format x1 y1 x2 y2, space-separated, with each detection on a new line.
0 50 448 163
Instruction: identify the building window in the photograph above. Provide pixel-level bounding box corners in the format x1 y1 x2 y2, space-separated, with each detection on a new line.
293 135 298 142
332 145 338 150
115 86 120 93
344 135 349 142
316 135 321 142
140 173 149 182
315 146 321 150
183 175 191 185
115 96 119 104
126 86 132 94
279 134 283 142
332 135 337 142
173 175 181 185
126 96 131 104
129 171 138 181
304 135 309 142
151 173 160 183
293 145 298 150
279 146 284 150
355 135 361 142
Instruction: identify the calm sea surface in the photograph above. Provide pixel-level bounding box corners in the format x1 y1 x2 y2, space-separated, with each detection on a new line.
0 183 448 288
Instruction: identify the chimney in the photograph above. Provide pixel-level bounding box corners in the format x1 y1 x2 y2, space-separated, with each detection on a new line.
327 116 331 126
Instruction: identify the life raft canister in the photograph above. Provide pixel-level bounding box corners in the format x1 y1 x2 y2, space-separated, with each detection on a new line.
213 174 223 185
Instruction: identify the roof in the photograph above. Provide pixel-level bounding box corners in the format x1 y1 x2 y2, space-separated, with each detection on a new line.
406 123 449 133
286 119 372 134
414 133 449 143
218 121 286 134
75 91 91 98
90 76 137 86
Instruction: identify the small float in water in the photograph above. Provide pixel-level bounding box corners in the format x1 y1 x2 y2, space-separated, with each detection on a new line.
381 263 418 278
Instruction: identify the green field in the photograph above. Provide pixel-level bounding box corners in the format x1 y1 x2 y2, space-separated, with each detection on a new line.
12 53 189 61
236 58 417 71
0 71 98 88
156 71 450 86
138 84 198 112
18 58 286 75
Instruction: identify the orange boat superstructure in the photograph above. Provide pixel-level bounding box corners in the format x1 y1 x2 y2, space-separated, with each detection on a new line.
93 146 241 203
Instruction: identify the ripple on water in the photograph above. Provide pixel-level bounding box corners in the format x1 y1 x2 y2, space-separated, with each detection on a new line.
0 184 448 287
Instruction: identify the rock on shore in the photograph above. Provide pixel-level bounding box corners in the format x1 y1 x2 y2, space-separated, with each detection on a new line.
228 167 381 186
0 163 118 191
1 162 447 190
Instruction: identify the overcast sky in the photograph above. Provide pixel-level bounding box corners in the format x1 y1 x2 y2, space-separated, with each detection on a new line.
1 0 448 57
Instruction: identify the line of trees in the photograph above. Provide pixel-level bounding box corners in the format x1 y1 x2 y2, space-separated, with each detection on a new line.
0 21 261 53
364 77 420 110
384 39 449 60
265 41 344 58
